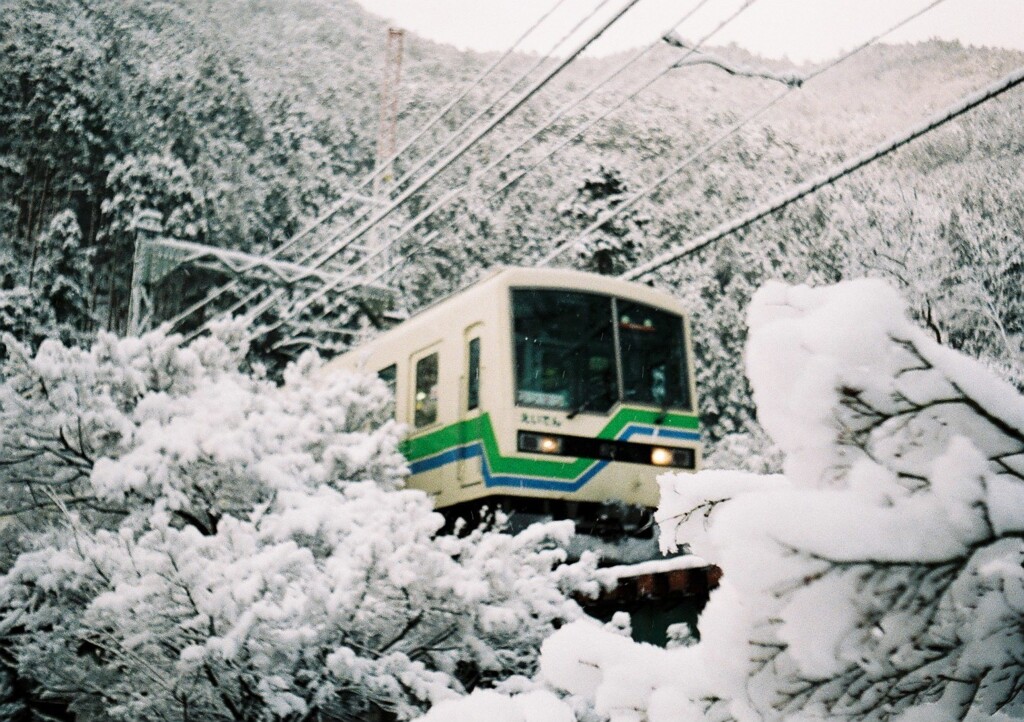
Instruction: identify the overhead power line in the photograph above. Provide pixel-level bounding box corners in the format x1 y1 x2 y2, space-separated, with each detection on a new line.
297 0 756 304
236 0 649 342
271 0 712 284
621 63 1024 280
536 0 949 267
270 0 618 283
367 0 573 190
374 0 617 204
167 0 570 331
186 0 743 341
487 2 770 201
283 0 764 333
473 0 722 195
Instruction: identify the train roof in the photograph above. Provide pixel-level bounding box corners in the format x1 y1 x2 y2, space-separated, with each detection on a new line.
332 266 689 362
400 265 686 320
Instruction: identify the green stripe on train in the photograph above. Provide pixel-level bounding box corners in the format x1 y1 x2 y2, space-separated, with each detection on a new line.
400 407 700 481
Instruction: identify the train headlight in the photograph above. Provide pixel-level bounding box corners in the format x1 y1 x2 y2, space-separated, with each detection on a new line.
539 436 562 453
518 431 563 455
650 447 674 466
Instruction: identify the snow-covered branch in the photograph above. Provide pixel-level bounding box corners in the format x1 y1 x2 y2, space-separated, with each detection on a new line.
443 278 1024 721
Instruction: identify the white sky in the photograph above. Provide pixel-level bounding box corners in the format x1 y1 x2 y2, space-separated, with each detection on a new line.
353 0 1024 63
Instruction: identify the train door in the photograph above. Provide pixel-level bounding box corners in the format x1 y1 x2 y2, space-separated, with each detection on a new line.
408 343 443 497
410 345 441 432
458 325 484 486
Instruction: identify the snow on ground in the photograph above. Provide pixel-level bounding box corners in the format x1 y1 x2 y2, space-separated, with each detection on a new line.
417 278 1024 721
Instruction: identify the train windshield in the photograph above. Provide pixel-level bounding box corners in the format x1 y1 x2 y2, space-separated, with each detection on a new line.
512 289 617 413
512 289 690 414
617 300 690 410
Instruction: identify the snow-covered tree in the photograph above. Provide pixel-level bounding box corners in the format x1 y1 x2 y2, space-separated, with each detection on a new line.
0 327 593 720
0 212 94 355
429 278 1024 721
559 164 647 276
29 210 95 344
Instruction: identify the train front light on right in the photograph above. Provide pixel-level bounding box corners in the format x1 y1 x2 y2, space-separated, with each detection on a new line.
518 431 563 454
519 430 696 469
650 447 674 466
650 446 695 468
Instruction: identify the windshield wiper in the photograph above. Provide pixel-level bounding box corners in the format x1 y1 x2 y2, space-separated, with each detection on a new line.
653 396 670 425
567 388 609 419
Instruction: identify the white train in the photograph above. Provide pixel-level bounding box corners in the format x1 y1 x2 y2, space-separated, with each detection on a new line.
323 266 701 530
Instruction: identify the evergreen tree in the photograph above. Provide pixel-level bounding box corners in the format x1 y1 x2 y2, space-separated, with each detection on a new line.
559 164 646 276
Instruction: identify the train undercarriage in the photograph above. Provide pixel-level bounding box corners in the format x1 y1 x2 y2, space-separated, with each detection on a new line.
442 496 720 646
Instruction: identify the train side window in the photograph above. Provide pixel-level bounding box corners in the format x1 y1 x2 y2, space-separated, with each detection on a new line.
378 364 397 392
414 353 439 428
467 338 480 410
378 364 397 416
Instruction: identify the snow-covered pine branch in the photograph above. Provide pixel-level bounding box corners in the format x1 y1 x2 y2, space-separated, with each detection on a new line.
0 326 594 720
428 278 1024 721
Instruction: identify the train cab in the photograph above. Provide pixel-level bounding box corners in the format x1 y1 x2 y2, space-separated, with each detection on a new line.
322 266 701 528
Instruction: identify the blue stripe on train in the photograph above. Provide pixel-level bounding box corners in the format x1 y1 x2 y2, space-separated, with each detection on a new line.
406 424 701 493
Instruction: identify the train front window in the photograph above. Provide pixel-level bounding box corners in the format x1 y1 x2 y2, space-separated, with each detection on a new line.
617 300 690 410
512 289 617 413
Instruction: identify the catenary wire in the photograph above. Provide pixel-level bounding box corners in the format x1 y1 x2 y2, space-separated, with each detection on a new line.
621 64 1024 280
278 0 760 331
312 0 951 332
234 0 651 342
535 0 950 267
186 0 634 342
291 0 766 331
253 0 618 289
166 0 570 330
294 0 949 335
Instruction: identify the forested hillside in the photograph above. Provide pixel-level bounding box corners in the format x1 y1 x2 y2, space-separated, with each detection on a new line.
2 3 1023 719
2 0 1022 446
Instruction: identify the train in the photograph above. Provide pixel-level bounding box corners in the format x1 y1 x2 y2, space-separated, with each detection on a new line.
322 266 702 536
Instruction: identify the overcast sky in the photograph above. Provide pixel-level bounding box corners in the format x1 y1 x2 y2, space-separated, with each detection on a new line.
353 0 1024 63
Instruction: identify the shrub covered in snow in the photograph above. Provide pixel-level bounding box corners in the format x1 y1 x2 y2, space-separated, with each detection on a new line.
427 278 1024 721
0 327 592 720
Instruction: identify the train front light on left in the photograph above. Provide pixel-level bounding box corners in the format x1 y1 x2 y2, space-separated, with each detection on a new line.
518 431 696 470
518 431 564 454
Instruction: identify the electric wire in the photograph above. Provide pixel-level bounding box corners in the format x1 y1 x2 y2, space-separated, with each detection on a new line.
292 1 767 332
326 0 951 329
203 0 962 346
188 0 732 339
166 0 570 331
376 0 617 203
622 63 1024 280
366 0 573 190
236 0 650 342
188 0 632 343
261 0 717 333
280 0 763 332
536 0 950 267
489 37 805 200
251 0 616 291
472 0 719 197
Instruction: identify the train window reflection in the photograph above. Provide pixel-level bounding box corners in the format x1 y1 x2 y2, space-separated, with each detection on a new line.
414 353 439 427
618 301 690 410
512 289 616 414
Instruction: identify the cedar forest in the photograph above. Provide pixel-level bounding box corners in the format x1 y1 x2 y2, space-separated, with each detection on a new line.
0 0 1022 720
